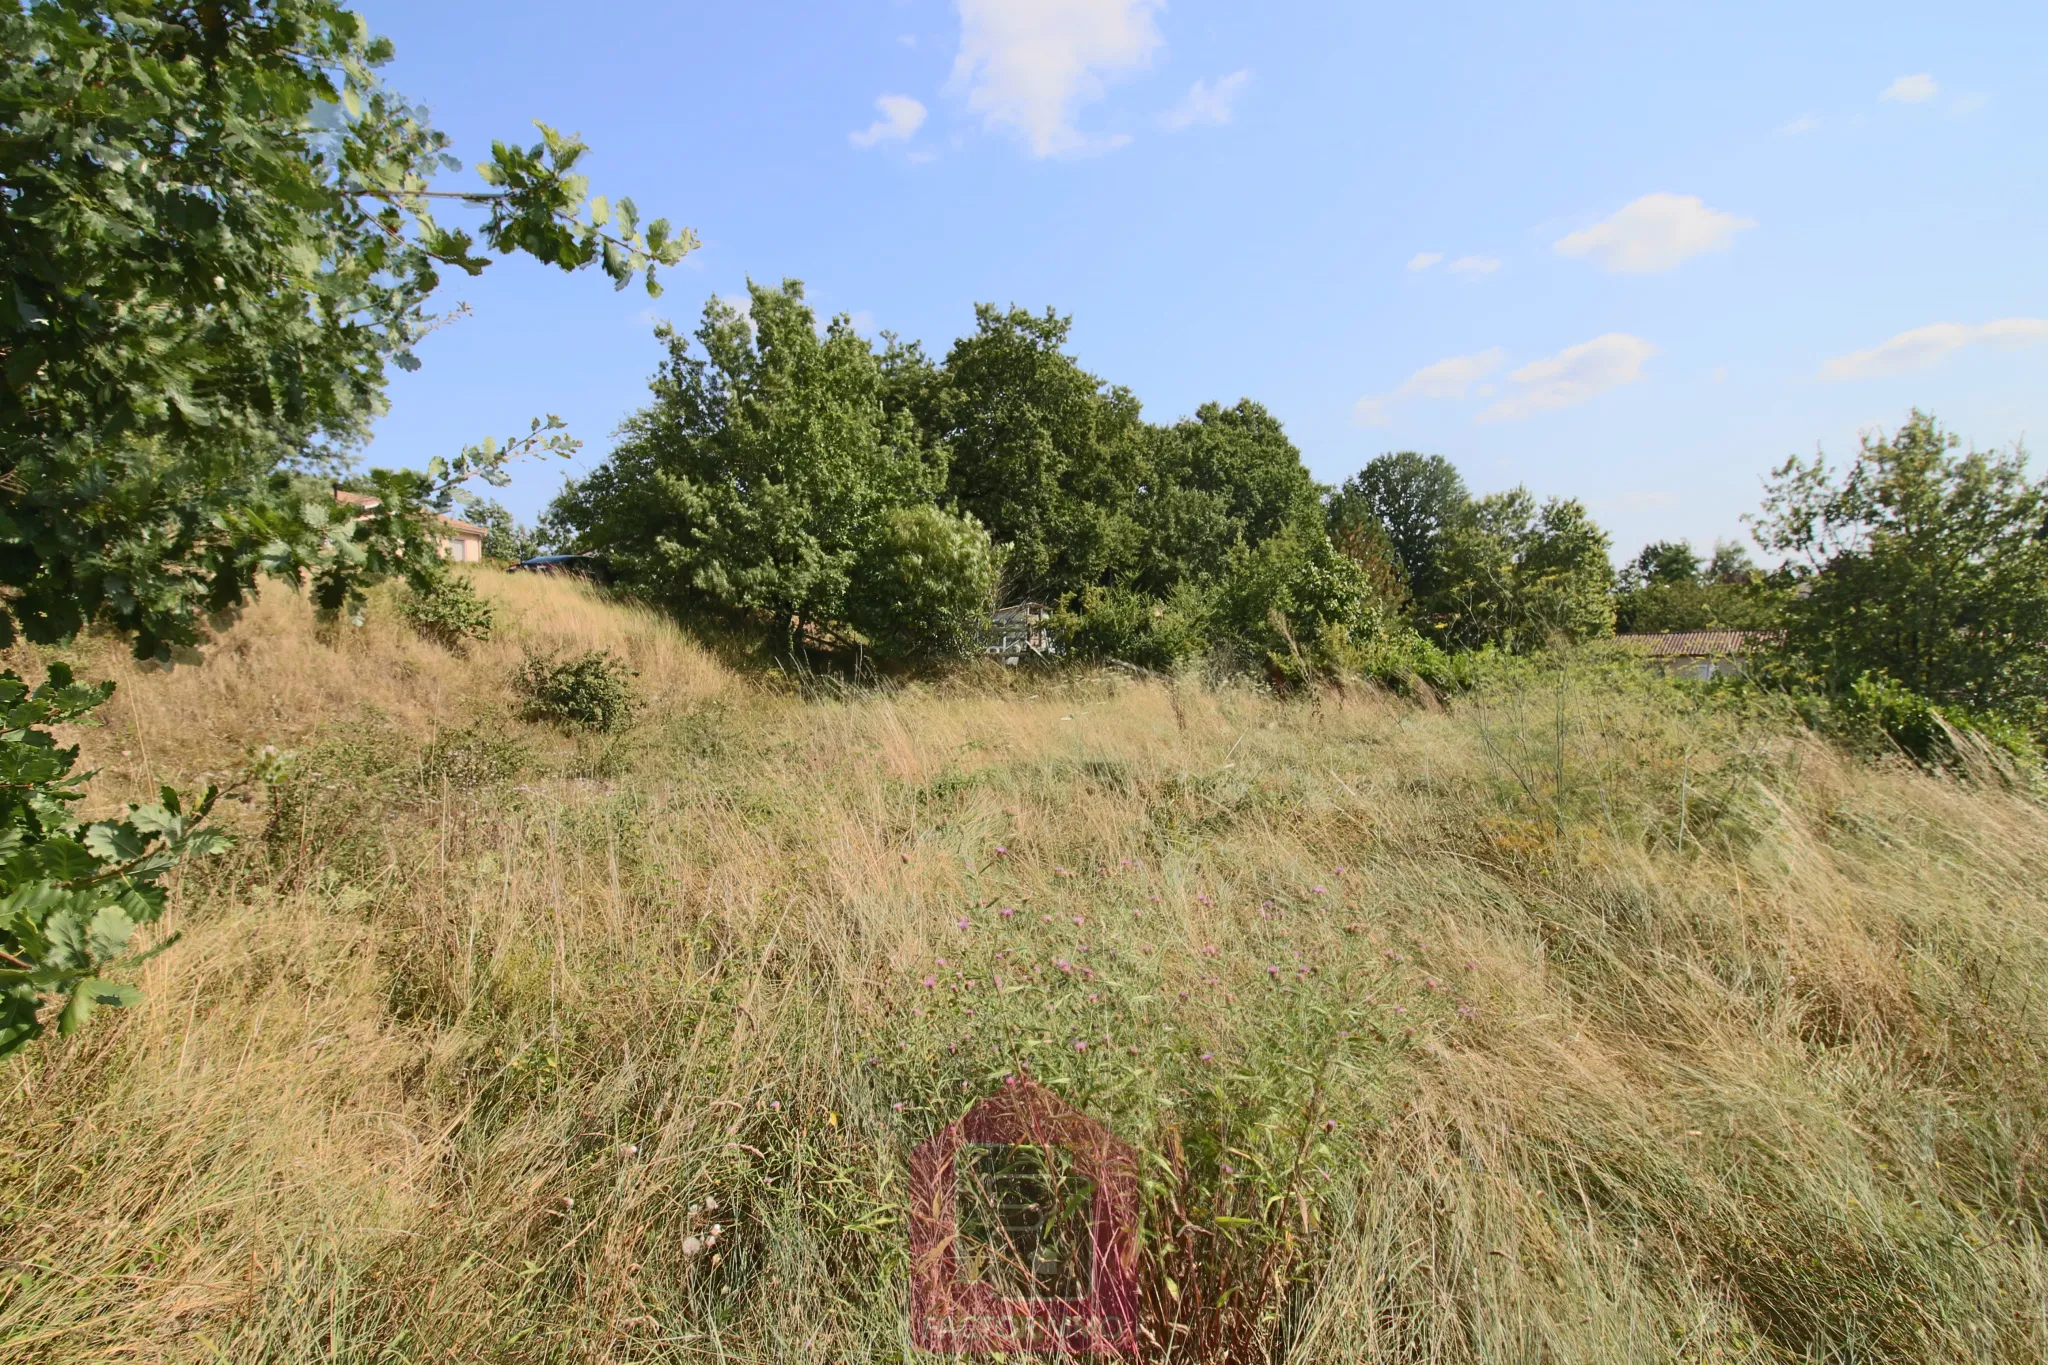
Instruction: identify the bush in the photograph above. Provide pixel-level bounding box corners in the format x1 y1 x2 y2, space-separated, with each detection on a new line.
1818 673 2040 775
847 505 1000 660
1053 584 1211 673
402 573 496 652
514 648 638 733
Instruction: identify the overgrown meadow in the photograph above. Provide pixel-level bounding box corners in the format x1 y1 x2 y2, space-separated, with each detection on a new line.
4 570 2045 1363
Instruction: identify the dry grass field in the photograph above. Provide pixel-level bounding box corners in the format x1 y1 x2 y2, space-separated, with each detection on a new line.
3 568 2045 1363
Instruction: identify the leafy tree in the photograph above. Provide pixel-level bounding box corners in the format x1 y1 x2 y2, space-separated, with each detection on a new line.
1 0 691 660
1752 411 2048 732
1326 452 1469 605
1621 540 1703 590
1129 400 1324 595
1612 537 1782 633
935 306 1145 601
550 282 941 645
1433 490 1614 650
847 504 1000 661
1210 527 1409 683
452 492 544 562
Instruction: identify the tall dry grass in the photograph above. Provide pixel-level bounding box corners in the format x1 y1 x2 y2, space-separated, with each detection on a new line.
2 570 2044 1362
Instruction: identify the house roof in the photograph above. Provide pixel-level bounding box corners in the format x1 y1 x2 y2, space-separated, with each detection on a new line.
1614 630 1776 657
332 488 485 537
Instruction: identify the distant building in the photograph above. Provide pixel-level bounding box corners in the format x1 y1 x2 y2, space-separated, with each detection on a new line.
333 489 488 563
986 602 1058 665
1614 630 1774 680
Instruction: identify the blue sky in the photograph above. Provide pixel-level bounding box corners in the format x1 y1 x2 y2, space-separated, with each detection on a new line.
357 0 2046 561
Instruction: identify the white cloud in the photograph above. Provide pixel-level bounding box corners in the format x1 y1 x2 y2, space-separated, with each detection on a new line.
949 0 1164 157
1448 255 1500 276
1476 333 1656 422
1776 114 1820 136
1882 73 1938 104
850 94 928 148
1159 69 1251 131
1553 193 1755 274
1821 318 2048 380
1951 92 1988 115
1406 252 1444 272
1354 348 1506 425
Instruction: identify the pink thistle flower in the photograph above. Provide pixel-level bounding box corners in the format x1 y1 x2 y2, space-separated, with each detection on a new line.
1073 1040 1087 1053
1267 965 1281 978
1177 991 1189 1001
999 906 1016 918
1055 959 1072 973
994 846 1009 858
922 976 937 989
1201 944 1219 957
957 917 972 930
937 958 949 967
1310 886 1327 895
1200 1052 1214 1062
893 1102 905 1112
1457 1004 1475 1018
1220 1161 1235 1175
1322 1119 1338 1133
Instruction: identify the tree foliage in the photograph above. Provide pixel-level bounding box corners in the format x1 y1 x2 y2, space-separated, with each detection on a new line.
1 0 690 660
1432 490 1614 651
1130 401 1324 595
935 306 1145 602
1752 411 2048 733
550 282 939 642
0 666 228 1056
1327 452 1469 605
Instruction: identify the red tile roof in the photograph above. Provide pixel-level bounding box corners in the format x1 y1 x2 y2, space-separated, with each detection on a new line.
1614 630 1776 657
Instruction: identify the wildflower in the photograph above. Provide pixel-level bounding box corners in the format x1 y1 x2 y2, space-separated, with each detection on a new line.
1074 1040 1088 1052
999 906 1016 919
1073 915 1085 927
683 1235 704 1257
1266 965 1281 978
957 917 972 930
923 976 937 989
1457 1005 1475 1018
1195 894 1212 904
1055 959 1072 973
769 1100 781 1111
1220 1162 1236 1175
1322 1119 1338 1133
1464 960 1477 971
619 1144 639 1159
1148 894 1160 903
1201 944 1219 957
893 1102 905 1112
1334 866 1346 875
994 845 1009 857
1087 993 1099 1003
1177 991 1189 1002
1200 1052 1215 1062
1310 885 1327 896
937 958 949 967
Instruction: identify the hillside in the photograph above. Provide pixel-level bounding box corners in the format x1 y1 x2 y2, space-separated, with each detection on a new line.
4 569 2046 1363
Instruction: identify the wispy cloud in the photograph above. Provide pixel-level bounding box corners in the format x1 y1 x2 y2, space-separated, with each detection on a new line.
1554 193 1754 274
1354 348 1507 426
1160 69 1250 131
1406 252 1444 272
850 94 928 148
1447 255 1500 276
949 0 1164 158
1881 73 1938 104
1776 114 1821 136
1477 334 1657 422
1821 318 2048 379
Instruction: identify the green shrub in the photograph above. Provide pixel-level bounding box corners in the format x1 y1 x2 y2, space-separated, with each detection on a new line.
514 647 638 733
847 504 999 660
1053 584 1211 672
1821 673 2040 775
402 573 497 652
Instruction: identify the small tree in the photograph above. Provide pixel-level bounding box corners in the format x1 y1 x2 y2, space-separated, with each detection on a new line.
1326 452 1470 606
849 505 1000 661
1751 411 2048 733
1432 490 1614 650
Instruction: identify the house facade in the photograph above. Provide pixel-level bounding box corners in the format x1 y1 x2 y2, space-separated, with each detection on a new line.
332 489 488 563
1614 630 1773 680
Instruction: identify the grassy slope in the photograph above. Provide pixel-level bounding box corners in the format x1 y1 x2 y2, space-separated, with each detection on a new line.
3 570 2045 1363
